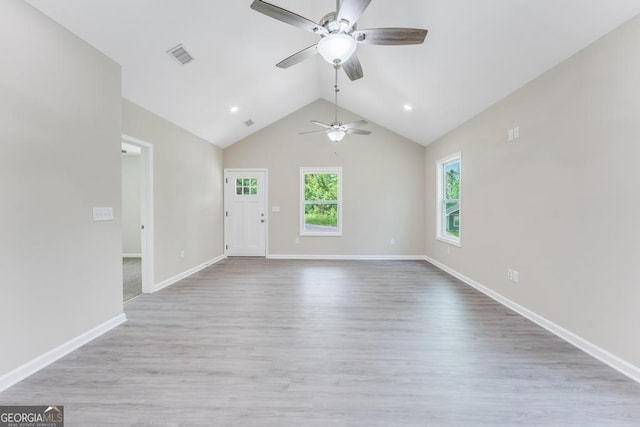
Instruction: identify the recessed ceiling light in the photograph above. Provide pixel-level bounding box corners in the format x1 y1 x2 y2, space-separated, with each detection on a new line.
403 104 413 111
230 106 239 113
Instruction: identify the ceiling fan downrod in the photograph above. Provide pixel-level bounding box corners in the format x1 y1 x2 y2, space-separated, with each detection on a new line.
334 65 340 124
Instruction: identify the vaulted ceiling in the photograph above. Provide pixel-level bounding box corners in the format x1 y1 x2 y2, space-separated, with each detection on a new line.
26 0 640 148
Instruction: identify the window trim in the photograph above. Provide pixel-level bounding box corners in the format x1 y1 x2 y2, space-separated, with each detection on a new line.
436 153 462 246
300 167 343 237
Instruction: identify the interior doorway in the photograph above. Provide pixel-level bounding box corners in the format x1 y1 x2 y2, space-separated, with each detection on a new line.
122 135 154 300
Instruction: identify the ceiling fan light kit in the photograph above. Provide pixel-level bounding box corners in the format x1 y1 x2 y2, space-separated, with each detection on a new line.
250 0 428 141
250 0 427 81
298 65 372 142
317 33 357 65
327 129 347 142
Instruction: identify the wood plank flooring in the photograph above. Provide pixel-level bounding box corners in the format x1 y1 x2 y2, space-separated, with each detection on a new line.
123 257 142 302
2 258 640 426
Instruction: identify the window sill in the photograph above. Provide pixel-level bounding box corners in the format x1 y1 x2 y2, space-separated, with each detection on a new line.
437 235 461 247
300 232 343 237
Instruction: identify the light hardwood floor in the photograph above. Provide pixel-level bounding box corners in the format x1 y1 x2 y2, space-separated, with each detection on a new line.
123 257 142 302
2 259 640 426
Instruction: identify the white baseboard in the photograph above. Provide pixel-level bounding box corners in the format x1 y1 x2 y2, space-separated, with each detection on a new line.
0 314 127 392
423 255 640 385
267 254 426 261
152 254 226 293
122 253 142 258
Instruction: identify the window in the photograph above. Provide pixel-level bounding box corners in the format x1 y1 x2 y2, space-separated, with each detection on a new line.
437 153 461 245
300 167 342 236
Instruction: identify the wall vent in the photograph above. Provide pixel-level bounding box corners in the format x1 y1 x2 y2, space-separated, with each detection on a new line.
167 44 195 65
244 119 255 127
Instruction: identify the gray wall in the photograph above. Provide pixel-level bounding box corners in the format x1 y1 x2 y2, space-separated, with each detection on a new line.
122 99 224 283
224 99 425 257
121 154 142 255
425 15 640 367
0 0 123 375
4 0 637 384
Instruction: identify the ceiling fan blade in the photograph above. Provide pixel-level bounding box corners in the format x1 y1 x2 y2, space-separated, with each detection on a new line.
250 0 322 34
276 44 318 68
345 128 372 135
337 0 372 30
342 52 363 81
310 121 332 128
342 119 368 129
354 28 428 45
299 130 328 135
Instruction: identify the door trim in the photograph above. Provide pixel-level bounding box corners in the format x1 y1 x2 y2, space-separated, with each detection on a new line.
122 134 155 293
224 168 268 257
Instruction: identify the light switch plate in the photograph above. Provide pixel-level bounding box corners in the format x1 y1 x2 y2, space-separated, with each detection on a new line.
93 207 114 221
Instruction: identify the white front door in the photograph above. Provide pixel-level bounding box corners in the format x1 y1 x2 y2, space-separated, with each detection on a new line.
224 169 267 256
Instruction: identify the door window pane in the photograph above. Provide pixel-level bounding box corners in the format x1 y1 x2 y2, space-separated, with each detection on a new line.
236 177 258 196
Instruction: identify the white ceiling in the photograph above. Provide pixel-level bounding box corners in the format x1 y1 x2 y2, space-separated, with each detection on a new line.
26 0 640 148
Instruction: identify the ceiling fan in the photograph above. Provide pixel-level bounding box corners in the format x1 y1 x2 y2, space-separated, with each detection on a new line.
250 0 428 81
299 65 371 142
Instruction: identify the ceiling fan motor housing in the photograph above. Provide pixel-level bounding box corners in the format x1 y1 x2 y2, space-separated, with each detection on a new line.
320 12 354 34
250 0 428 81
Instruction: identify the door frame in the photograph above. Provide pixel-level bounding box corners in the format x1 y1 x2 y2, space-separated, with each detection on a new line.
122 134 155 293
224 168 268 257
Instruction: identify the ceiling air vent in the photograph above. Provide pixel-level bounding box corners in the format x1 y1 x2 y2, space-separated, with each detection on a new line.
244 119 255 127
167 44 194 65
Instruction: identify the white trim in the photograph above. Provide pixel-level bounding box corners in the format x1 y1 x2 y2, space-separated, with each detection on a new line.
267 254 426 261
152 255 226 293
122 253 142 258
300 167 343 237
436 152 462 246
423 255 640 385
436 235 462 247
0 314 127 392
122 134 155 294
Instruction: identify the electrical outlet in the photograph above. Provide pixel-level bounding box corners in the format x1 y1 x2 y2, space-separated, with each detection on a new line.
295 238 300 244
180 249 185 259
507 268 520 283
390 238 395 245
508 126 521 142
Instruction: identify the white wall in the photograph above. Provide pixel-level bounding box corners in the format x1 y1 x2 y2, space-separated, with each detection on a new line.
0 0 123 376
224 99 425 257
122 99 224 284
425 15 640 368
121 154 142 255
